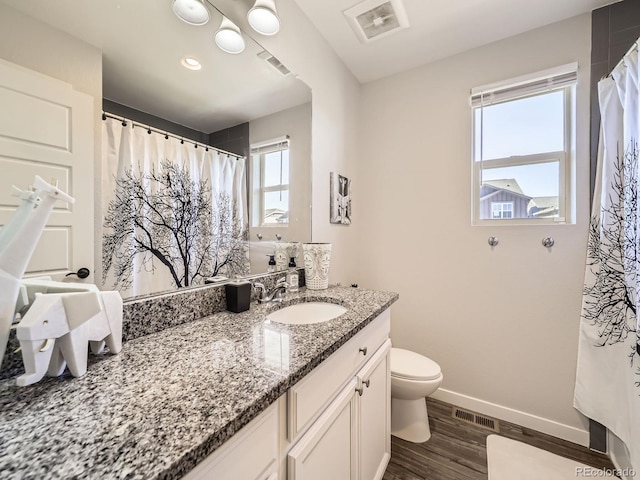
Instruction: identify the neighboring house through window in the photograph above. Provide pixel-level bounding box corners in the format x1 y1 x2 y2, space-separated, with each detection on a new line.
471 63 577 224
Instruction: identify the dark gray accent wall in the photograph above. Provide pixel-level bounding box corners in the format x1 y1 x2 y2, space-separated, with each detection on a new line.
102 99 210 145
590 0 640 200
588 0 640 452
209 123 250 159
102 99 251 159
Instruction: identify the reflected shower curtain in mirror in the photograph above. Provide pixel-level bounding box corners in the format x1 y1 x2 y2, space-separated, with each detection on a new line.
575 45 640 471
101 116 249 298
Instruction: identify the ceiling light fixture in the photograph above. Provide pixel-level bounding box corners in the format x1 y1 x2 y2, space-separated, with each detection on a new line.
247 0 280 36
172 0 210 26
215 17 246 54
181 56 202 70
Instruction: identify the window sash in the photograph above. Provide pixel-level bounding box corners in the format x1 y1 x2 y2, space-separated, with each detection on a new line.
255 142 290 227
473 152 567 224
472 79 573 225
470 63 577 107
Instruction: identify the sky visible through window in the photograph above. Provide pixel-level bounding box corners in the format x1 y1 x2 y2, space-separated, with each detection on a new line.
264 150 289 187
475 90 564 197
263 149 289 221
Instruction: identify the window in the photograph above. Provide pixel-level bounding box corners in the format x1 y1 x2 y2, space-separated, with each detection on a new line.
471 64 577 224
251 138 290 226
491 202 513 219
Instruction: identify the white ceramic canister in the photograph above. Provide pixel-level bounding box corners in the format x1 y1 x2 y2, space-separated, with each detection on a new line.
302 243 332 290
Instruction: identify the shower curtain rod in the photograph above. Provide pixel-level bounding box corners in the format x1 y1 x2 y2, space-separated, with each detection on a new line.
101 112 244 159
605 41 639 79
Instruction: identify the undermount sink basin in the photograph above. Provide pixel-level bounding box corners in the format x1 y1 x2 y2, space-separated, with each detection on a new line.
266 302 347 325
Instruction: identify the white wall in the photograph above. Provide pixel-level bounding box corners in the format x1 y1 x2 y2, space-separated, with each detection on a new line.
214 0 362 286
358 14 592 443
249 103 312 271
0 4 103 281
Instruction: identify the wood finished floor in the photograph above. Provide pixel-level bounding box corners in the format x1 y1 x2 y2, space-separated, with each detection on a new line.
383 398 616 480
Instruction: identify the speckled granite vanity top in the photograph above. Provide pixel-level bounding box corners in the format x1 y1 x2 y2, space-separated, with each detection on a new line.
0 286 398 480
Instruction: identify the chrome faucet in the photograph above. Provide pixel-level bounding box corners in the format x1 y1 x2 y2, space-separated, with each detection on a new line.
254 277 290 303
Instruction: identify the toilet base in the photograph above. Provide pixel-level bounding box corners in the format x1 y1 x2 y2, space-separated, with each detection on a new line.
391 397 432 443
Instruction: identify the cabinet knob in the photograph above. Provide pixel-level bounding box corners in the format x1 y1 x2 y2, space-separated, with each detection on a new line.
359 347 367 356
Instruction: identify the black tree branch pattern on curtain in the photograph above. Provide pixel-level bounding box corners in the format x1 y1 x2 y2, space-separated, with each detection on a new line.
102 159 248 290
583 142 640 366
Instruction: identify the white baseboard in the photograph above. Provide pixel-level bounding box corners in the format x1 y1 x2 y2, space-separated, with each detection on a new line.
430 388 590 447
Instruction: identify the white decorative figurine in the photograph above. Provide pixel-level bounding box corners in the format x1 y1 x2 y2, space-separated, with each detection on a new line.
0 176 75 366
15 283 123 386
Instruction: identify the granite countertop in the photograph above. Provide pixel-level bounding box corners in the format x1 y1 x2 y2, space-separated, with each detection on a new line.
0 286 398 480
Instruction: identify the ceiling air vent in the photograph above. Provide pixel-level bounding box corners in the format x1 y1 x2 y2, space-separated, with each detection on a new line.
343 0 409 43
257 50 291 76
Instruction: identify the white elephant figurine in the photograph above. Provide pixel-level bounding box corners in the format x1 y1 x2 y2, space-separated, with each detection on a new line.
15 290 123 387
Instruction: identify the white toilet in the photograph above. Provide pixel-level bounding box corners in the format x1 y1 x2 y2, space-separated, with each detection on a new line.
390 347 443 443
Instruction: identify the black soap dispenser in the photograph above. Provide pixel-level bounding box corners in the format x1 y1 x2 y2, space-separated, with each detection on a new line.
267 254 276 273
286 257 299 294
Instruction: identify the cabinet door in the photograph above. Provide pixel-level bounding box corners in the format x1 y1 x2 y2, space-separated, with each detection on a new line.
288 378 358 480
357 339 391 480
182 402 279 480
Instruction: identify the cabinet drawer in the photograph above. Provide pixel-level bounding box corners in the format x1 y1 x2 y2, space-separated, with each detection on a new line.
287 309 390 441
182 401 279 480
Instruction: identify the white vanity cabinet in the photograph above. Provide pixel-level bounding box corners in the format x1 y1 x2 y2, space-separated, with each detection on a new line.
286 310 391 480
181 308 391 480
181 401 279 480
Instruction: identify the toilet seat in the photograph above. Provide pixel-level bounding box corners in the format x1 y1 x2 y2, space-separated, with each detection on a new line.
391 348 441 381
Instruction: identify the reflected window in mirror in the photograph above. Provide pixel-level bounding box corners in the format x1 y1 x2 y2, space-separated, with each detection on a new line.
252 138 290 226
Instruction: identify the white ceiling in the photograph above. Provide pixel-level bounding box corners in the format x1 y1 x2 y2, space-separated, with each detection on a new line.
0 0 311 133
1 0 622 131
294 0 620 83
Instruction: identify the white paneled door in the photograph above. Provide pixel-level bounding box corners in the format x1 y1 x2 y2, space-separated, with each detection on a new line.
0 59 93 281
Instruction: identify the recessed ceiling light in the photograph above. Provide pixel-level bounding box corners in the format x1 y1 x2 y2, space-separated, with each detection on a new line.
181 57 202 70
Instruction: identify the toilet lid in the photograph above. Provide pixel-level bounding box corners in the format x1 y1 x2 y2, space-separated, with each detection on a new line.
391 348 441 381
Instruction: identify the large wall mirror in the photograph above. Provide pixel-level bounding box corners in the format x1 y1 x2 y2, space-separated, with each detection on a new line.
1 0 312 300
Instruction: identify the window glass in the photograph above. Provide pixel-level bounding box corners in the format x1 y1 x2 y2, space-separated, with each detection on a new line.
263 190 289 224
482 161 560 197
474 90 565 162
263 150 289 187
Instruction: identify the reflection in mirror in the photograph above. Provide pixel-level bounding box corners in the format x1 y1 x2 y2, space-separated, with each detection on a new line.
1 0 312 300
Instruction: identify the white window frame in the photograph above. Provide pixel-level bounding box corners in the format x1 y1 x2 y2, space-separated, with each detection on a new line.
251 137 290 227
471 63 577 226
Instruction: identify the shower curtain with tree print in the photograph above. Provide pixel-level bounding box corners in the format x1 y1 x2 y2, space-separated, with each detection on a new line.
575 47 640 471
101 116 249 298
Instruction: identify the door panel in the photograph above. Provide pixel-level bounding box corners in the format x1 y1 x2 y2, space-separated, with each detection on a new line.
0 59 93 280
